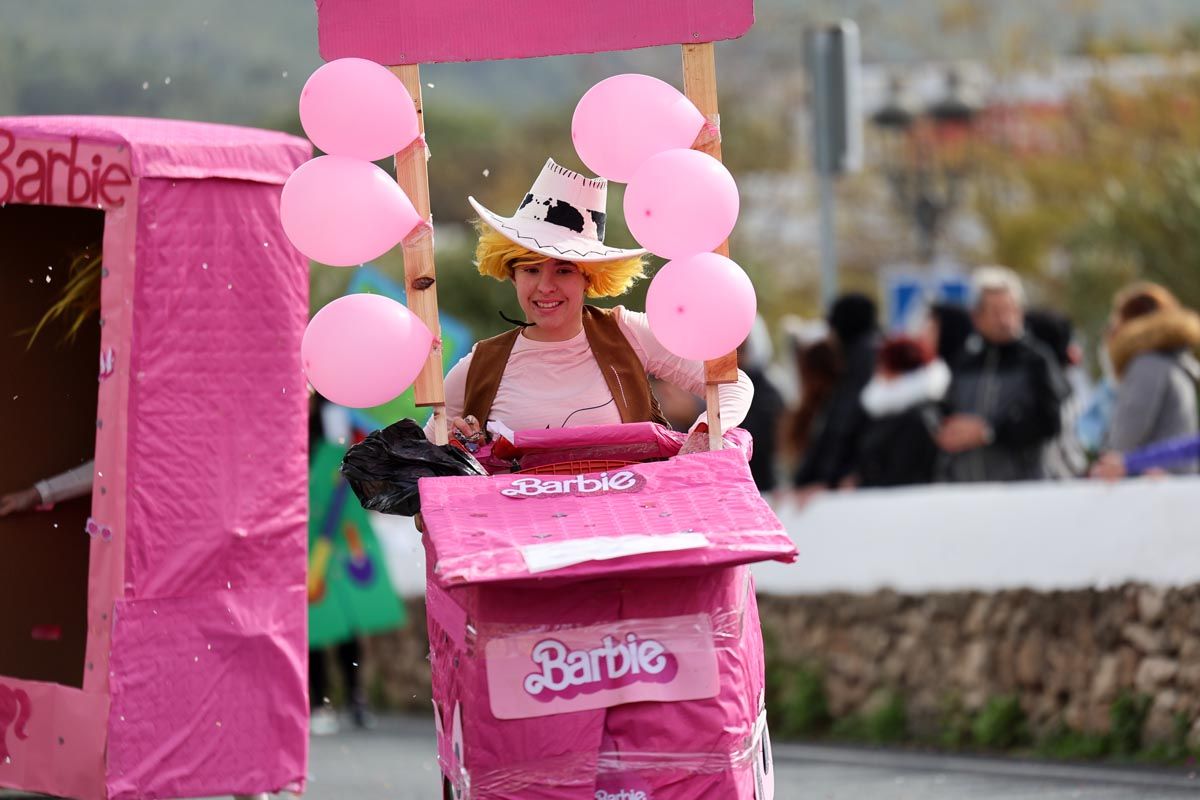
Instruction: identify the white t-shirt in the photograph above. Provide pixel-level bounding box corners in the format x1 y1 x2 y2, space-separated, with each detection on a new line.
432 306 753 434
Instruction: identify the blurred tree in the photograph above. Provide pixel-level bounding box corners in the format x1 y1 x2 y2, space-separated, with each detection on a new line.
969 71 1200 341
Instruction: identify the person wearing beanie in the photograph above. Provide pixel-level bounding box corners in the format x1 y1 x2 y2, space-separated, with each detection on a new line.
924 302 974 368
793 292 880 491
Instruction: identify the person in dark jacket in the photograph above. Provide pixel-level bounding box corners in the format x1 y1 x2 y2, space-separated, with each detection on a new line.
737 318 786 495
1025 308 1089 479
794 293 880 490
925 302 975 368
936 267 1069 482
856 336 949 487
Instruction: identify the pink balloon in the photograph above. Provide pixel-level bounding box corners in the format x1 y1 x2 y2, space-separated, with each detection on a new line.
572 74 705 182
281 155 421 267
300 58 420 161
624 149 740 260
645 253 757 361
302 294 433 408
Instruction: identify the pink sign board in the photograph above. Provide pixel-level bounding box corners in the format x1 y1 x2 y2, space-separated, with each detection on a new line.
0 130 133 208
485 613 719 719
316 0 755 64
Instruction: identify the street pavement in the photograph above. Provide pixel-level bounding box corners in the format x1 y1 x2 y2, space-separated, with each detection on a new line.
301 714 1200 800
5 714 1199 799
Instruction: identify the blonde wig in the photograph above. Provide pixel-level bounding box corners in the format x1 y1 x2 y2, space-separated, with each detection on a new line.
473 222 646 299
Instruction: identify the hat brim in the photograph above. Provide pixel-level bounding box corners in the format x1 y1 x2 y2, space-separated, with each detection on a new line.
469 196 646 264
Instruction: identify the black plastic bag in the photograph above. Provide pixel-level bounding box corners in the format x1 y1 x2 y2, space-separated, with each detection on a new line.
340 419 487 516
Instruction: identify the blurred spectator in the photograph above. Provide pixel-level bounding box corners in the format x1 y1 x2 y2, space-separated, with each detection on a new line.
780 315 830 409
937 267 1069 482
1077 322 1119 453
1077 378 1116 455
854 336 948 488
737 317 786 495
1092 433 1200 480
308 394 373 734
786 338 840 459
1025 308 1089 478
0 461 93 516
793 293 880 490
1098 283 1200 474
921 302 975 368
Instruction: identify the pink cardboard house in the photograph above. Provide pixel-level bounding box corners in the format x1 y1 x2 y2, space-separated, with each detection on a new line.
0 117 311 800
419 428 796 799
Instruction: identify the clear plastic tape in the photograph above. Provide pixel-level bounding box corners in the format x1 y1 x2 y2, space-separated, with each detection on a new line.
400 218 434 248
463 713 768 795
433 534 779 593
431 569 764 796
397 131 430 162
460 592 749 655
692 113 723 148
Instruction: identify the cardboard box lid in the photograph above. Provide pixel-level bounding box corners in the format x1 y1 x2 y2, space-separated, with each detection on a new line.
419 448 796 587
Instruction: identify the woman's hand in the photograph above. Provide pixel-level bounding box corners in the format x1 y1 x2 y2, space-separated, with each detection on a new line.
0 487 41 517
793 485 825 510
936 414 992 453
1090 452 1127 481
450 414 483 441
449 414 486 452
677 428 710 456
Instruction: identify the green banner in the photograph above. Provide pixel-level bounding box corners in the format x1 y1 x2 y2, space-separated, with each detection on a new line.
308 441 406 648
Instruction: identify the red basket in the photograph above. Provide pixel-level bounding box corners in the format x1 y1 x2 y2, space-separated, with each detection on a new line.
516 459 636 476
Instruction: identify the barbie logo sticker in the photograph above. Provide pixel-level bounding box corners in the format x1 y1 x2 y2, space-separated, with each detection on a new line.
485 614 717 720
499 470 646 500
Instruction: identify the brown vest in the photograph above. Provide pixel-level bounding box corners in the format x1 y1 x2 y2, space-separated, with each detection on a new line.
462 305 669 428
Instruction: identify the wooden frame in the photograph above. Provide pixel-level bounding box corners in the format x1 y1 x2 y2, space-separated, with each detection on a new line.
390 44 740 450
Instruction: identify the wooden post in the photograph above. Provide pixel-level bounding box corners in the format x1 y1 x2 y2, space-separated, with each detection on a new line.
682 42 739 451
390 64 449 445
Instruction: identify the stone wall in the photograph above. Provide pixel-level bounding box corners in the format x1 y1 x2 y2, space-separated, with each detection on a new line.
359 584 1200 747
758 584 1200 746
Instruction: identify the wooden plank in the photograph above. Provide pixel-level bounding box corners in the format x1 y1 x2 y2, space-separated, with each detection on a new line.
390 64 448 445
682 42 740 449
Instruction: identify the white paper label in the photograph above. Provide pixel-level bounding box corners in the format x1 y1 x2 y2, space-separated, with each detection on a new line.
520 533 709 574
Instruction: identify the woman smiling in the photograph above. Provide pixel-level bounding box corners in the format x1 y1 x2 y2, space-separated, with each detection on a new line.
432 158 753 446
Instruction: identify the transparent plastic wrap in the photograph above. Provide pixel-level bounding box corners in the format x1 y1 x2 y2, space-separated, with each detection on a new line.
427 566 774 800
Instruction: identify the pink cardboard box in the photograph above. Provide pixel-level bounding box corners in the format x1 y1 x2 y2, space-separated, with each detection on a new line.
0 117 310 800
419 430 795 799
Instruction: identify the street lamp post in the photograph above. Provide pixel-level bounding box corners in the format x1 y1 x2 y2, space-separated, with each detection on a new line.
871 70 979 264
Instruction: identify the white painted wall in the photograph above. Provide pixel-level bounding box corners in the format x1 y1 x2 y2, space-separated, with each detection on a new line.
754 477 1199 594
373 477 1200 599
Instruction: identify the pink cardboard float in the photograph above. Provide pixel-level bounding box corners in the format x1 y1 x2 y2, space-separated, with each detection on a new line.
310 1 786 796
419 426 795 799
0 117 311 800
